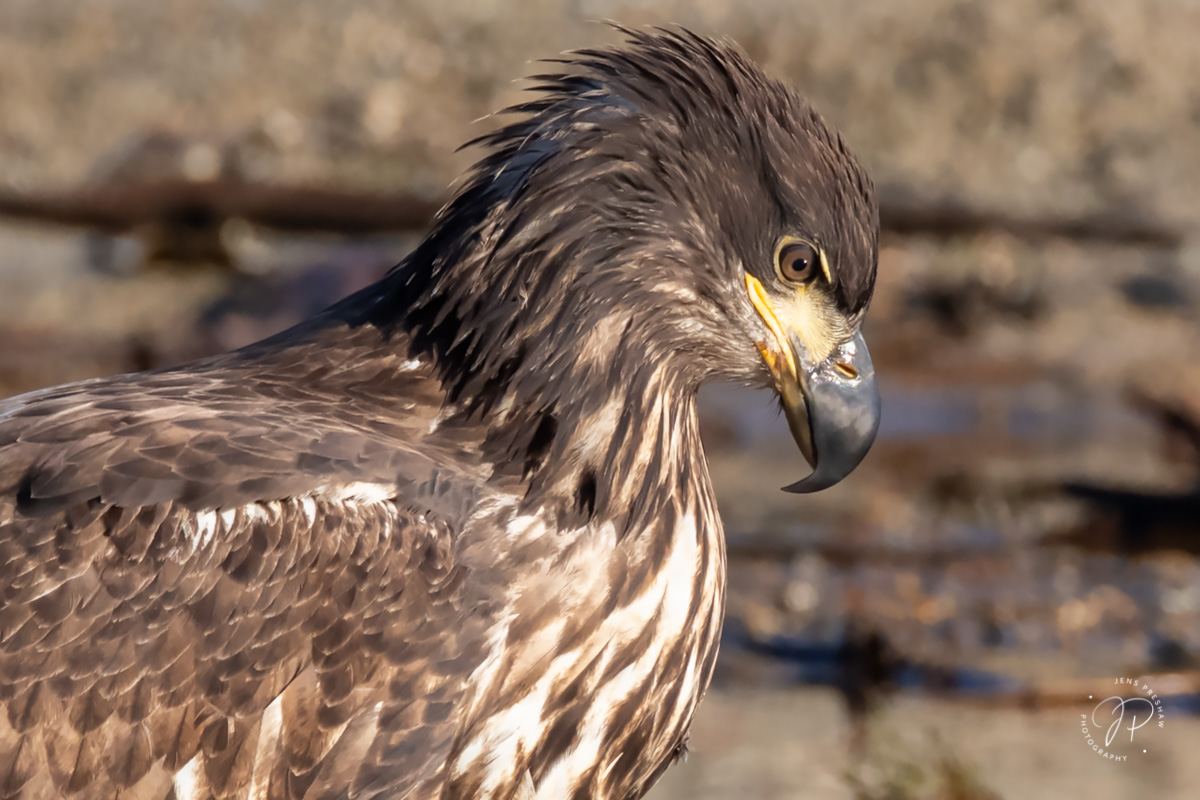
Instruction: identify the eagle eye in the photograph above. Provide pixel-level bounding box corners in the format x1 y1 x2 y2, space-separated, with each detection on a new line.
776 240 821 285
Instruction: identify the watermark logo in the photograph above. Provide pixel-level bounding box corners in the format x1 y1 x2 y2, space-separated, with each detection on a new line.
1079 677 1166 762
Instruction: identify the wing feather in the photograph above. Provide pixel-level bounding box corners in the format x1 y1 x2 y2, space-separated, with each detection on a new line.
0 351 487 800
1 492 473 799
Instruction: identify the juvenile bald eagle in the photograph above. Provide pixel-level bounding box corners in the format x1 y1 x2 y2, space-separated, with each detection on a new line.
0 29 879 800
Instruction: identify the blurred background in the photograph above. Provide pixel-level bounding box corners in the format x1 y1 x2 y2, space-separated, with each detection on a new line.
2 1 1200 797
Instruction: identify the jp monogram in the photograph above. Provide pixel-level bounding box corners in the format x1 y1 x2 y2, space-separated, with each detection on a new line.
1078 677 1166 762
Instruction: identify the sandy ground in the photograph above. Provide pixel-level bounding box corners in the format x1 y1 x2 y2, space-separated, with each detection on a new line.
651 687 1200 800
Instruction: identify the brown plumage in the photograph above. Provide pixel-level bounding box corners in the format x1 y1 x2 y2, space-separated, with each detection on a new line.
0 28 880 800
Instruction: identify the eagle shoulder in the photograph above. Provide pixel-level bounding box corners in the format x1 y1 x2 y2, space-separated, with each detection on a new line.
0 351 495 799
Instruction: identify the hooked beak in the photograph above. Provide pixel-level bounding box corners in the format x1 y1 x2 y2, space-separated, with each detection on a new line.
746 275 881 493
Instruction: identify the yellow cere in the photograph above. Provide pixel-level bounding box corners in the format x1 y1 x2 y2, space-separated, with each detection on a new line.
745 273 851 367
744 273 797 377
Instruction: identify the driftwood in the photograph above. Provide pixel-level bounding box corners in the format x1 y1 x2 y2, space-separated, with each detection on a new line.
0 179 1184 249
1048 389 1200 556
1049 484 1200 556
744 627 1200 712
0 179 441 236
880 201 1183 249
727 533 1011 567
950 670 1200 711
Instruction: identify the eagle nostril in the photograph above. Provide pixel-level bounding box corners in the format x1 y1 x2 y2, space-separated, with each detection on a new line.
834 362 858 379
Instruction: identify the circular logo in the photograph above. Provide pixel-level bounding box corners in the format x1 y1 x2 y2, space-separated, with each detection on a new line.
1079 677 1166 762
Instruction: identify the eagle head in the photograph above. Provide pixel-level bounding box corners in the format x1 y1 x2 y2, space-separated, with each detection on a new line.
374 27 881 493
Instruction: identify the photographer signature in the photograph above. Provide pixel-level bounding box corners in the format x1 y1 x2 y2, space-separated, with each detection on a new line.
1092 696 1156 747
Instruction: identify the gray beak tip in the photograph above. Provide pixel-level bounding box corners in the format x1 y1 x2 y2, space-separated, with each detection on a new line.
780 332 881 494
781 476 828 495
